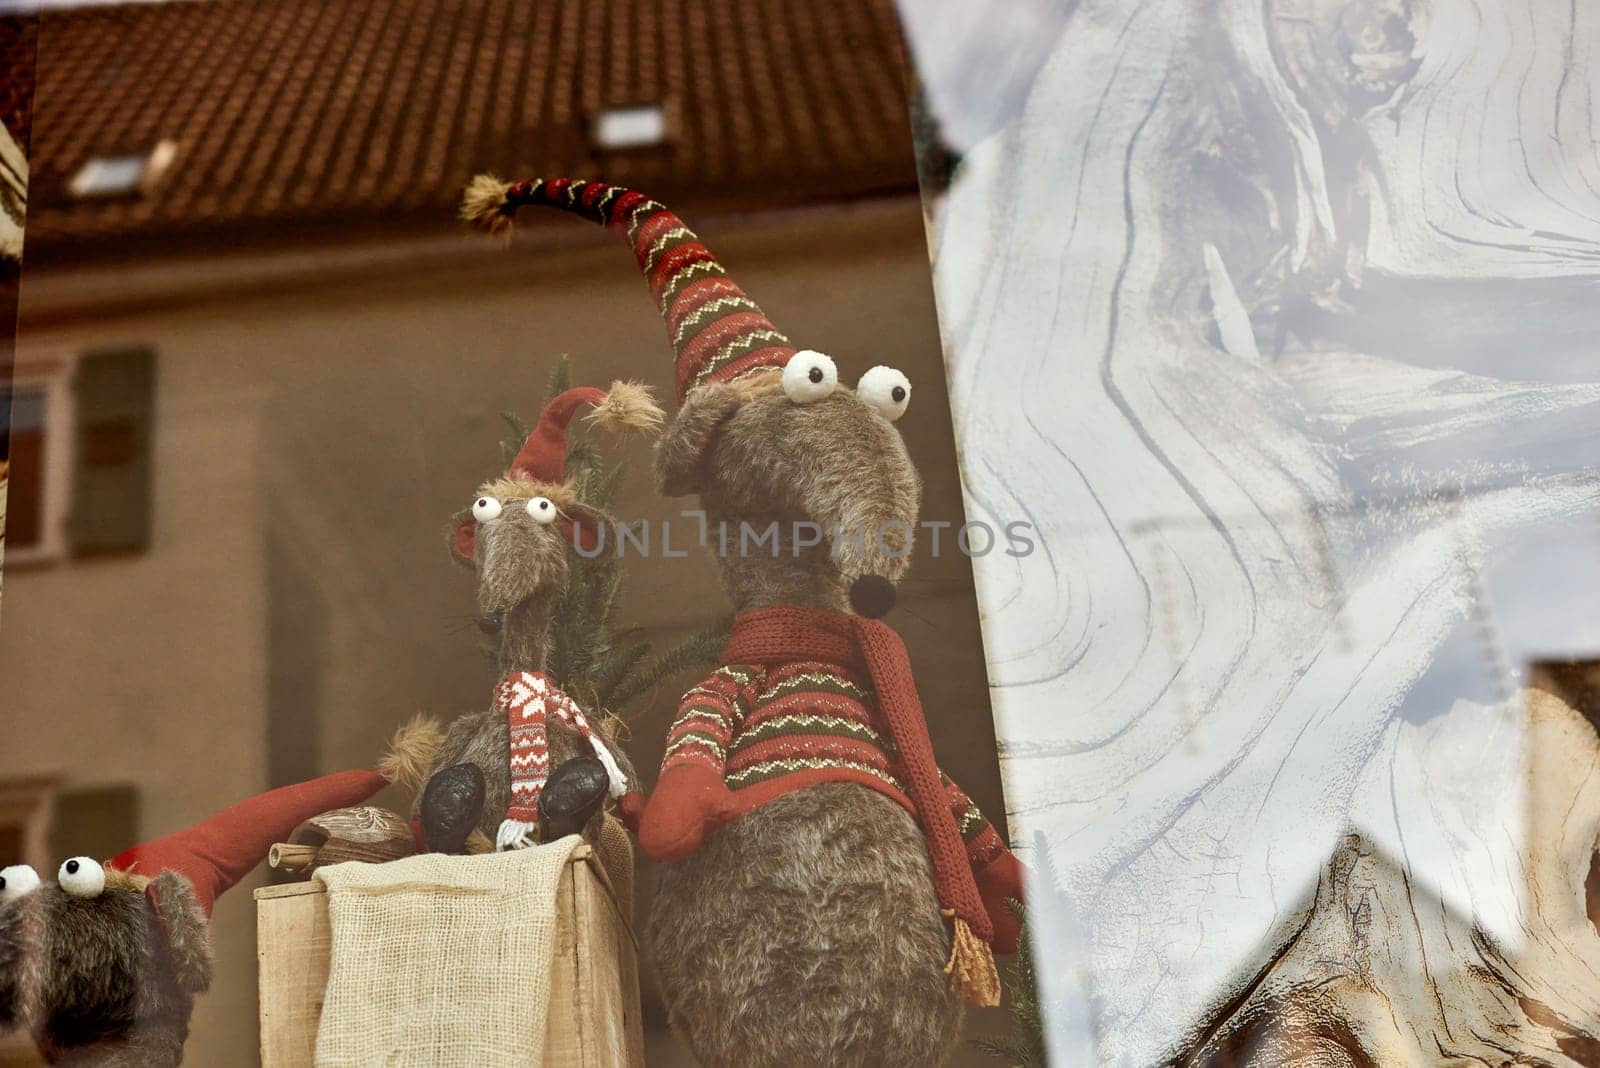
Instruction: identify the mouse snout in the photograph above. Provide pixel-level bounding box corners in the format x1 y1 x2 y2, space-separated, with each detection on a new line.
848 575 896 619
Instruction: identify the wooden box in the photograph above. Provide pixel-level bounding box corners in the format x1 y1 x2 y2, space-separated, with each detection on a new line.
254 845 644 1067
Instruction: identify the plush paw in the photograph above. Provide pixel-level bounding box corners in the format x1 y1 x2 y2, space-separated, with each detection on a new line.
637 765 739 862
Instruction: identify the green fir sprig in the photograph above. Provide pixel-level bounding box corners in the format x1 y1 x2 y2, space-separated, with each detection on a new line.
507 356 727 718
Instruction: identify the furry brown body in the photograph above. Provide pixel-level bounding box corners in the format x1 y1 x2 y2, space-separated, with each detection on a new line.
650 785 960 1068
414 426 644 845
0 872 213 1067
651 369 963 1065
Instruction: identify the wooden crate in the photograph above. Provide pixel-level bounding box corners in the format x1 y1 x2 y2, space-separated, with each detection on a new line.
255 845 644 1067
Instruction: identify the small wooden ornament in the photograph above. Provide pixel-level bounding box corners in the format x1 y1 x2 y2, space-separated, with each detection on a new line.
269 805 417 877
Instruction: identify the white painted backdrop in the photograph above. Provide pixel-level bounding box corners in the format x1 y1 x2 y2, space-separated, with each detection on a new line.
901 0 1600 1062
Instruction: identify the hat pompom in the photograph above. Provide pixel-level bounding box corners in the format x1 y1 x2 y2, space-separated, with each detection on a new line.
587 380 663 438
460 174 517 237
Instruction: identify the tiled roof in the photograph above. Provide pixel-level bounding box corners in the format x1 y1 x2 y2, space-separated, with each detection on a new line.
24 0 917 258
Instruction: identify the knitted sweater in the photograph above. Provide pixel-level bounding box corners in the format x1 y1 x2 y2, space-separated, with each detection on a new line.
659 661 1010 876
639 604 1025 998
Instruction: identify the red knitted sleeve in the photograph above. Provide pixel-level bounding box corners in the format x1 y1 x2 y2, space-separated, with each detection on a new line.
658 666 750 778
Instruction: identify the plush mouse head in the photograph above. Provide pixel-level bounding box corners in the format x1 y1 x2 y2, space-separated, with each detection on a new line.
0 769 389 1066
462 177 920 617
0 858 211 1066
449 380 661 662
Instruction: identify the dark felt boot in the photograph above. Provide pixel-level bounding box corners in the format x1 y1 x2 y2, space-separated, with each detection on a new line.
539 757 609 842
420 763 486 854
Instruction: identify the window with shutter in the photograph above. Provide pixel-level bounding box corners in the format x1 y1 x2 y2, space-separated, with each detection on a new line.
1 362 71 566
1 386 45 549
69 345 155 556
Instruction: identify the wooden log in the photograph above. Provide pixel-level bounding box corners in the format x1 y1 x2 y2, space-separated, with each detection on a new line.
1181 689 1600 1065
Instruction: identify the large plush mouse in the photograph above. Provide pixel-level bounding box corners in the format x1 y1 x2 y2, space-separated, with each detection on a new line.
464 176 1026 1067
413 380 658 852
0 769 390 1066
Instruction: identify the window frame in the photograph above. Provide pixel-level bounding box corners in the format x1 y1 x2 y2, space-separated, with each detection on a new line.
4 349 76 567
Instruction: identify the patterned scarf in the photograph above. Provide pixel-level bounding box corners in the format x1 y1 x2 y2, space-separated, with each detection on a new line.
495 671 628 851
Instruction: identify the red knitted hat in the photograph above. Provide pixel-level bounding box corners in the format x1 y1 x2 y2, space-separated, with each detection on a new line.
107 769 389 915
506 381 664 486
462 176 796 403
510 386 608 484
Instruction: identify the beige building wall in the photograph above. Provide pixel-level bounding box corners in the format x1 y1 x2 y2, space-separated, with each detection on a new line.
1 197 1010 1062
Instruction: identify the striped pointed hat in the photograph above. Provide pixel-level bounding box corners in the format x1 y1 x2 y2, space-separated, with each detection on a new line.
462 176 796 403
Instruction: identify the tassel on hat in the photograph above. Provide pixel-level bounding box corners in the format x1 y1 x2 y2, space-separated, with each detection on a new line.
462 176 796 403
107 769 391 915
509 380 662 485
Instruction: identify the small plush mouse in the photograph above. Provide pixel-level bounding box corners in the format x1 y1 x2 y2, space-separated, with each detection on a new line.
413 380 659 851
0 769 390 1066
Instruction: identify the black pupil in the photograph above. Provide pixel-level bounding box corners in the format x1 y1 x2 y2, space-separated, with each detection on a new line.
0 876 6 889
478 499 488 507
65 860 79 874
808 366 823 383
538 501 548 509
891 386 906 402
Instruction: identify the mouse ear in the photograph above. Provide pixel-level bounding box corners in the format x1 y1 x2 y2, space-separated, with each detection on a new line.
657 381 745 497
561 501 613 557
145 871 215 995
448 513 478 568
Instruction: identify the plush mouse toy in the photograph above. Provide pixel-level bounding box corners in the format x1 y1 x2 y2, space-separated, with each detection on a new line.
464 176 1026 1067
0 769 391 1066
413 380 659 852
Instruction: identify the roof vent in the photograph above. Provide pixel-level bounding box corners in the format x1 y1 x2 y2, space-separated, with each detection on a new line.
592 105 668 150
69 140 176 199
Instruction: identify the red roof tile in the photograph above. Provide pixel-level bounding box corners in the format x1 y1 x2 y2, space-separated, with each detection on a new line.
25 0 917 258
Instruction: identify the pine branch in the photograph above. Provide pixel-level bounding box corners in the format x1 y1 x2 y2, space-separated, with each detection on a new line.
609 619 731 711
499 411 530 468
972 897 1049 1066
544 354 573 400
593 642 652 703
499 355 724 734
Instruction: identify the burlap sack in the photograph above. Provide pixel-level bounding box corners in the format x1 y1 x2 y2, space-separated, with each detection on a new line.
312 837 586 1067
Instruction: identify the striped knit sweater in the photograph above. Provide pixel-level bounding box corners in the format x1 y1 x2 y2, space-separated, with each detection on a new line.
661 659 1010 876
640 604 1024 989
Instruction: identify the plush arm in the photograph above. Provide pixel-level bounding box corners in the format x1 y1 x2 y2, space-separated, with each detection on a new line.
637 668 749 861
941 771 1027 954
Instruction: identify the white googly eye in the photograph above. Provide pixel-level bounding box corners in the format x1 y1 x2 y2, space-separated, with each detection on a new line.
856 366 911 422
525 497 558 525
58 857 105 899
781 350 838 404
472 496 503 522
0 864 40 903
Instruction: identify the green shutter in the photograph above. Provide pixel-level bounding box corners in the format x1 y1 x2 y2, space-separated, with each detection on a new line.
69 345 155 555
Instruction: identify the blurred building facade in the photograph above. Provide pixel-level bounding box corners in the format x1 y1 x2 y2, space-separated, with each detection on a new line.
1 1 1006 1063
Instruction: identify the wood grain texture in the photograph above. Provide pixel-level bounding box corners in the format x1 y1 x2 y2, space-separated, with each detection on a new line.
911 0 1600 1060
256 881 333 1068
